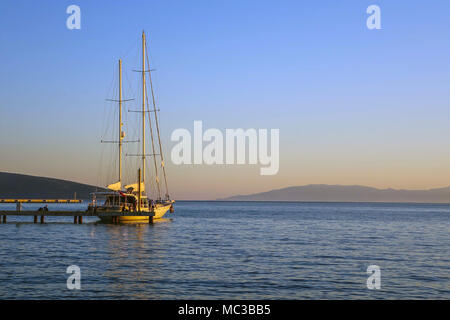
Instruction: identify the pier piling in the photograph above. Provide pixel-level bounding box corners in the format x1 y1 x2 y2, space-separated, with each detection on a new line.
34 215 37 223
2 215 5 223
40 216 44 224
78 216 83 224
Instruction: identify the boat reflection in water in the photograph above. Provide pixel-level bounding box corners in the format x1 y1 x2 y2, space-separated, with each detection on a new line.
99 222 172 299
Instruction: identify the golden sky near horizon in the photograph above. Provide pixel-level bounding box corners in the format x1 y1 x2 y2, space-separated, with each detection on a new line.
3 138 450 200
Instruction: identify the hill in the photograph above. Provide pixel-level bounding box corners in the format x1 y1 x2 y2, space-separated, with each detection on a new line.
219 184 450 203
0 172 106 199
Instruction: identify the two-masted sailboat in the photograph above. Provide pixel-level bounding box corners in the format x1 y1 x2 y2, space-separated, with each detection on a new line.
88 31 174 222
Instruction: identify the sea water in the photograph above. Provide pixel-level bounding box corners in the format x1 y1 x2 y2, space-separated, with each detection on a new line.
0 201 448 299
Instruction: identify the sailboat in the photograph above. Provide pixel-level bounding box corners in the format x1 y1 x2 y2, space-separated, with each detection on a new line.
88 31 174 222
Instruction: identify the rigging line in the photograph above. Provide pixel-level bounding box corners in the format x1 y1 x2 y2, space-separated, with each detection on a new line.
100 64 117 143
120 36 139 61
145 97 162 200
103 62 123 189
124 64 137 102
145 157 156 200
144 42 162 200
106 98 135 102
101 140 140 143
145 39 170 199
104 68 119 142
97 137 105 189
128 109 160 113
100 99 115 184
123 66 137 145
98 65 116 189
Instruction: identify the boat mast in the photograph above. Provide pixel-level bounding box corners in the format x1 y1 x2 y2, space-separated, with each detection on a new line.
143 39 162 200
145 41 170 200
118 59 123 186
138 168 142 211
141 31 146 188
103 59 131 191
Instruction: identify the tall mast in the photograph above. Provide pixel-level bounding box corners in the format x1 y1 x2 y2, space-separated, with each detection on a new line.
143 40 162 200
118 59 123 186
141 31 146 187
145 41 170 199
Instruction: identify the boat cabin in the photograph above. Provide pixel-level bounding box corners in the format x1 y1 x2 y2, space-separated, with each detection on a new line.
89 192 152 212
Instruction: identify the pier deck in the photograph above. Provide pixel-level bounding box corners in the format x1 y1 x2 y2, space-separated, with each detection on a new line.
0 199 82 203
0 210 155 224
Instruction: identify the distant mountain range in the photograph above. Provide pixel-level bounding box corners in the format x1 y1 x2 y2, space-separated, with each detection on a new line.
2 172 450 203
219 184 450 203
0 172 106 199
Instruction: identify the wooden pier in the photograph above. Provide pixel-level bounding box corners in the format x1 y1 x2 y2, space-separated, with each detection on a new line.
0 199 83 203
0 211 154 224
0 198 155 224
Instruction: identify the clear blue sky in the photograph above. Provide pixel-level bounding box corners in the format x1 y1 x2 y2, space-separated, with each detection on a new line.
1 1 450 199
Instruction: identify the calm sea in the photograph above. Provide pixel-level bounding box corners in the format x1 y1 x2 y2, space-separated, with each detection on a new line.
0 201 448 299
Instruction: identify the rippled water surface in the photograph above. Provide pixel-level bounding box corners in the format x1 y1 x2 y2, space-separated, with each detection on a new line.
0 201 449 299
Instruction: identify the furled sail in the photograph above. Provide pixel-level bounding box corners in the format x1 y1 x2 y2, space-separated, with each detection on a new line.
107 181 122 191
124 182 145 192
